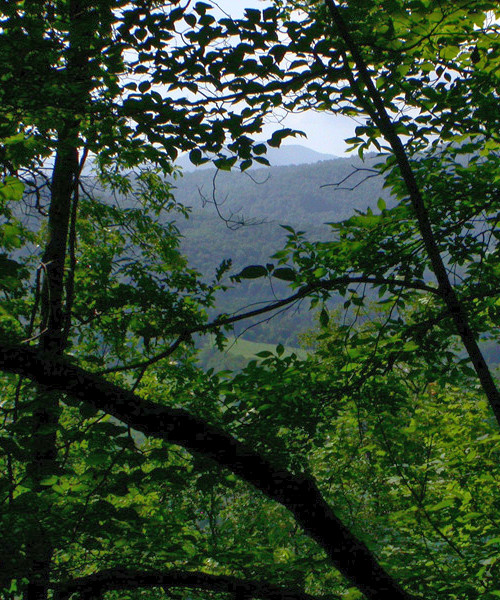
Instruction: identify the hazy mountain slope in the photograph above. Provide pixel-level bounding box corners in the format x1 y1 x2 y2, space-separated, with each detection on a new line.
177 155 499 368
175 143 337 171
171 153 390 225
175 154 391 346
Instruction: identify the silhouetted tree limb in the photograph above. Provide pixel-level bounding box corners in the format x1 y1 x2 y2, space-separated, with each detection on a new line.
0 342 420 600
96 275 440 375
54 568 336 600
325 0 500 426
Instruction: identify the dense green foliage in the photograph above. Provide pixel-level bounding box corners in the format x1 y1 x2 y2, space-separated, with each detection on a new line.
0 1 499 600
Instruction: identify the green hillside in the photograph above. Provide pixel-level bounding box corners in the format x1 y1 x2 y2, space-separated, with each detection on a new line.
197 336 307 372
175 154 390 346
171 153 390 225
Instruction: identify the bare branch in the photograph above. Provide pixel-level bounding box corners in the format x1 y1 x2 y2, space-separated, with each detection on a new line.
96 333 190 376
54 568 335 600
319 165 379 191
196 276 440 333
197 168 266 230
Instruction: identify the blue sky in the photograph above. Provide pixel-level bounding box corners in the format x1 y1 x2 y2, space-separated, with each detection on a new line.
213 0 357 156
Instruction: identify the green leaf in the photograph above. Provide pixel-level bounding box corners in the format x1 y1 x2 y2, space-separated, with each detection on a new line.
244 8 261 23
485 537 500 546
426 499 454 512
0 255 25 289
268 129 296 148
0 176 24 202
1 223 23 248
238 265 268 279
214 156 237 171
189 148 203 165
40 475 58 486
194 2 212 15
87 450 109 466
2 133 25 145
272 267 296 281
319 308 329 328
79 403 98 419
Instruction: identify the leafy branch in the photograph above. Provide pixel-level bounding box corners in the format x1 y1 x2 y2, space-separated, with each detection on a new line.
324 0 500 426
0 341 420 600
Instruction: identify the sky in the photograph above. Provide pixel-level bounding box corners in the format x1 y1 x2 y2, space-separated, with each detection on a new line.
210 0 357 156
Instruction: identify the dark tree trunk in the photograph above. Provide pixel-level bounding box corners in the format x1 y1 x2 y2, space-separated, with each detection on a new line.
23 1 95 597
324 0 500 425
3 345 421 600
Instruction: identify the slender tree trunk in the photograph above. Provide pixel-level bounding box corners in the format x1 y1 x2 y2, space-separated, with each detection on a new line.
24 133 79 600
24 1 94 597
324 0 500 425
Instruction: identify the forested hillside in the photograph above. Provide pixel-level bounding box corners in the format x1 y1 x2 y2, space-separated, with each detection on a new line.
173 153 390 225
176 154 390 347
176 158 499 370
1 2 499 600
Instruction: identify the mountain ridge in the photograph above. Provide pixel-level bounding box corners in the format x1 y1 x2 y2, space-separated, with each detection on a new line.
175 143 338 171
171 152 388 226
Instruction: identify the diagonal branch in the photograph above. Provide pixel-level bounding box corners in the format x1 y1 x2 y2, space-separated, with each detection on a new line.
54 568 335 600
324 0 500 427
96 276 440 376
199 276 439 333
0 342 420 600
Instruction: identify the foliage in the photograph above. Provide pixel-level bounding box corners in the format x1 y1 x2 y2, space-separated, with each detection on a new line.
301 310 500 599
0 1 499 600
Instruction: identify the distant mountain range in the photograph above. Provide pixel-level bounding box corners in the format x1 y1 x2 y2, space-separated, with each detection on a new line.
175 144 338 171
172 151 390 346
171 151 388 226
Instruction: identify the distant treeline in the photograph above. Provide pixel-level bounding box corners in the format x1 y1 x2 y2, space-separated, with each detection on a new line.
176 155 390 345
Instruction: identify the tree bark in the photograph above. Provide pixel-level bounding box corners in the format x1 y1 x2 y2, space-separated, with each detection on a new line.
24 1 95 598
0 343 421 600
54 568 333 600
324 0 500 426
24 129 79 600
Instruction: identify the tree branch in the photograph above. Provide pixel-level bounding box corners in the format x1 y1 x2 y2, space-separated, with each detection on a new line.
54 568 335 600
0 343 420 600
200 276 438 333
96 276 439 376
324 0 500 427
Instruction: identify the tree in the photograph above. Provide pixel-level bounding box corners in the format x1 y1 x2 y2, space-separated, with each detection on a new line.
299 307 500 598
217 0 500 416
0 1 498 600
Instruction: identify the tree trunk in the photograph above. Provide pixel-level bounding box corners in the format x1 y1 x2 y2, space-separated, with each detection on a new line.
24 1 94 597
3 345 421 600
324 0 500 424
24 135 79 600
